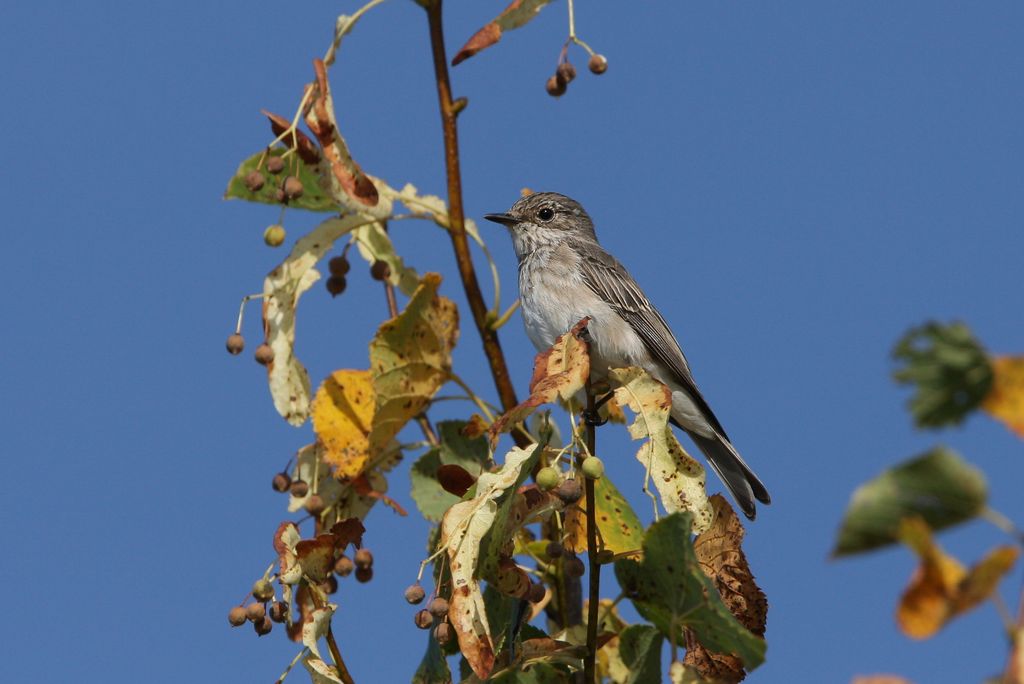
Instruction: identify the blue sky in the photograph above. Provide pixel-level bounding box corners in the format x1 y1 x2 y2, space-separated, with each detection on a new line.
4 2 1023 682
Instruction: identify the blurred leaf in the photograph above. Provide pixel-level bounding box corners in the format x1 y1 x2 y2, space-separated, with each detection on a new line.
370 273 459 465
303 655 344 684
295 533 335 583
563 473 643 556
490 318 591 442
850 677 914 684
311 370 376 479
892 321 993 428
609 366 713 533
440 446 541 679
287 442 387 521
617 625 663 684
452 0 555 65
273 521 303 586
263 215 376 426
410 420 491 522
304 59 381 210
896 517 1018 639
684 496 767 683
982 355 1024 438
412 631 452 684
301 604 337 661
224 148 339 213
832 446 987 556
669 662 711 684
615 513 766 671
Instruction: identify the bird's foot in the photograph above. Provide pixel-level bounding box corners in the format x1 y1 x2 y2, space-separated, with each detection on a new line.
582 408 608 427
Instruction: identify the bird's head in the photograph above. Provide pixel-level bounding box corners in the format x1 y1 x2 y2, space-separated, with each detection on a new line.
485 192 597 259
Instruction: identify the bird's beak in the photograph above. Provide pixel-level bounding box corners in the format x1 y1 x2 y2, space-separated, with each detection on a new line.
484 213 519 227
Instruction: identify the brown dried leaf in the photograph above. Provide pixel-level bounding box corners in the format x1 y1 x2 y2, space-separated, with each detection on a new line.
896 517 1018 639
304 60 379 208
329 518 365 551
273 521 303 585
302 604 337 662
684 495 767 683
489 317 591 442
437 464 476 497
452 0 556 65
262 109 321 165
295 534 336 583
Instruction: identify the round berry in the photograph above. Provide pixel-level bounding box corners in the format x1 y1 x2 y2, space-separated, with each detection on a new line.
290 479 309 497
264 224 286 247
328 255 351 276
225 333 245 355
244 170 265 192
414 609 434 629
282 176 304 200
245 602 266 622
269 601 288 623
304 494 326 516
536 466 560 491
334 555 354 578
272 472 291 493
588 54 608 75
581 456 604 480
254 615 273 636
564 555 586 578
266 156 285 174
554 478 583 504
325 275 347 297
428 597 449 619
556 62 576 85
370 260 391 281
355 566 373 583
528 581 547 603
274 189 286 203
434 622 452 645
254 343 275 366
545 541 564 559
228 606 247 626
354 548 374 569
252 578 275 603
545 75 566 97
323 575 339 594
404 584 426 605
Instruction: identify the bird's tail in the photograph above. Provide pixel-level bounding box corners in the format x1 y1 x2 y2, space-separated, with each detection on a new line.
683 428 770 520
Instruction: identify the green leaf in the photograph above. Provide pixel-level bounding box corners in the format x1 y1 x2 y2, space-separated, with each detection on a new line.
614 513 765 671
481 443 546 575
892 321 993 428
833 446 988 556
412 630 452 684
410 420 491 522
592 473 644 554
224 148 340 213
619 625 663 684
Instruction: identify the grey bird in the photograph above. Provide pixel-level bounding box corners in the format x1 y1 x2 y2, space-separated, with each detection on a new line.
485 192 770 519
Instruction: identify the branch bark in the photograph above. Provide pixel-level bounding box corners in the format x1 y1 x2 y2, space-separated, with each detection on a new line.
583 381 601 684
424 0 523 425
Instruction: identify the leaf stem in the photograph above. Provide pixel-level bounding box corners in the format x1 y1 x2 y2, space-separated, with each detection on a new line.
983 506 1024 545
583 379 601 684
423 0 524 435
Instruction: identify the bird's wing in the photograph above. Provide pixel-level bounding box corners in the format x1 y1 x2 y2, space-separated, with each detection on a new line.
576 244 729 439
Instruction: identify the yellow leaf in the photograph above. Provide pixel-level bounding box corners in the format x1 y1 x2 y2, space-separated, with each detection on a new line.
982 355 1024 438
489 318 591 441
311 370 375 478
370 273 458 454
609 367 714 533
896 517 1018 639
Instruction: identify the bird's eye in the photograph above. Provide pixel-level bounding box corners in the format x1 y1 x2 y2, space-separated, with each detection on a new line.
537 207 554 222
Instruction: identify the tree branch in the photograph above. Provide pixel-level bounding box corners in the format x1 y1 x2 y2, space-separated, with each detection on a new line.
583 381 601 684
423 0 524 429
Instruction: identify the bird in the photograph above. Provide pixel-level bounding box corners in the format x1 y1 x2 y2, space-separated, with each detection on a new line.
485 192 770 519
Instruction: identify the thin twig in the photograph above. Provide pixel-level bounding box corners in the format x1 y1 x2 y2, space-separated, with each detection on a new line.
583 379 601 684
423 0 524 439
